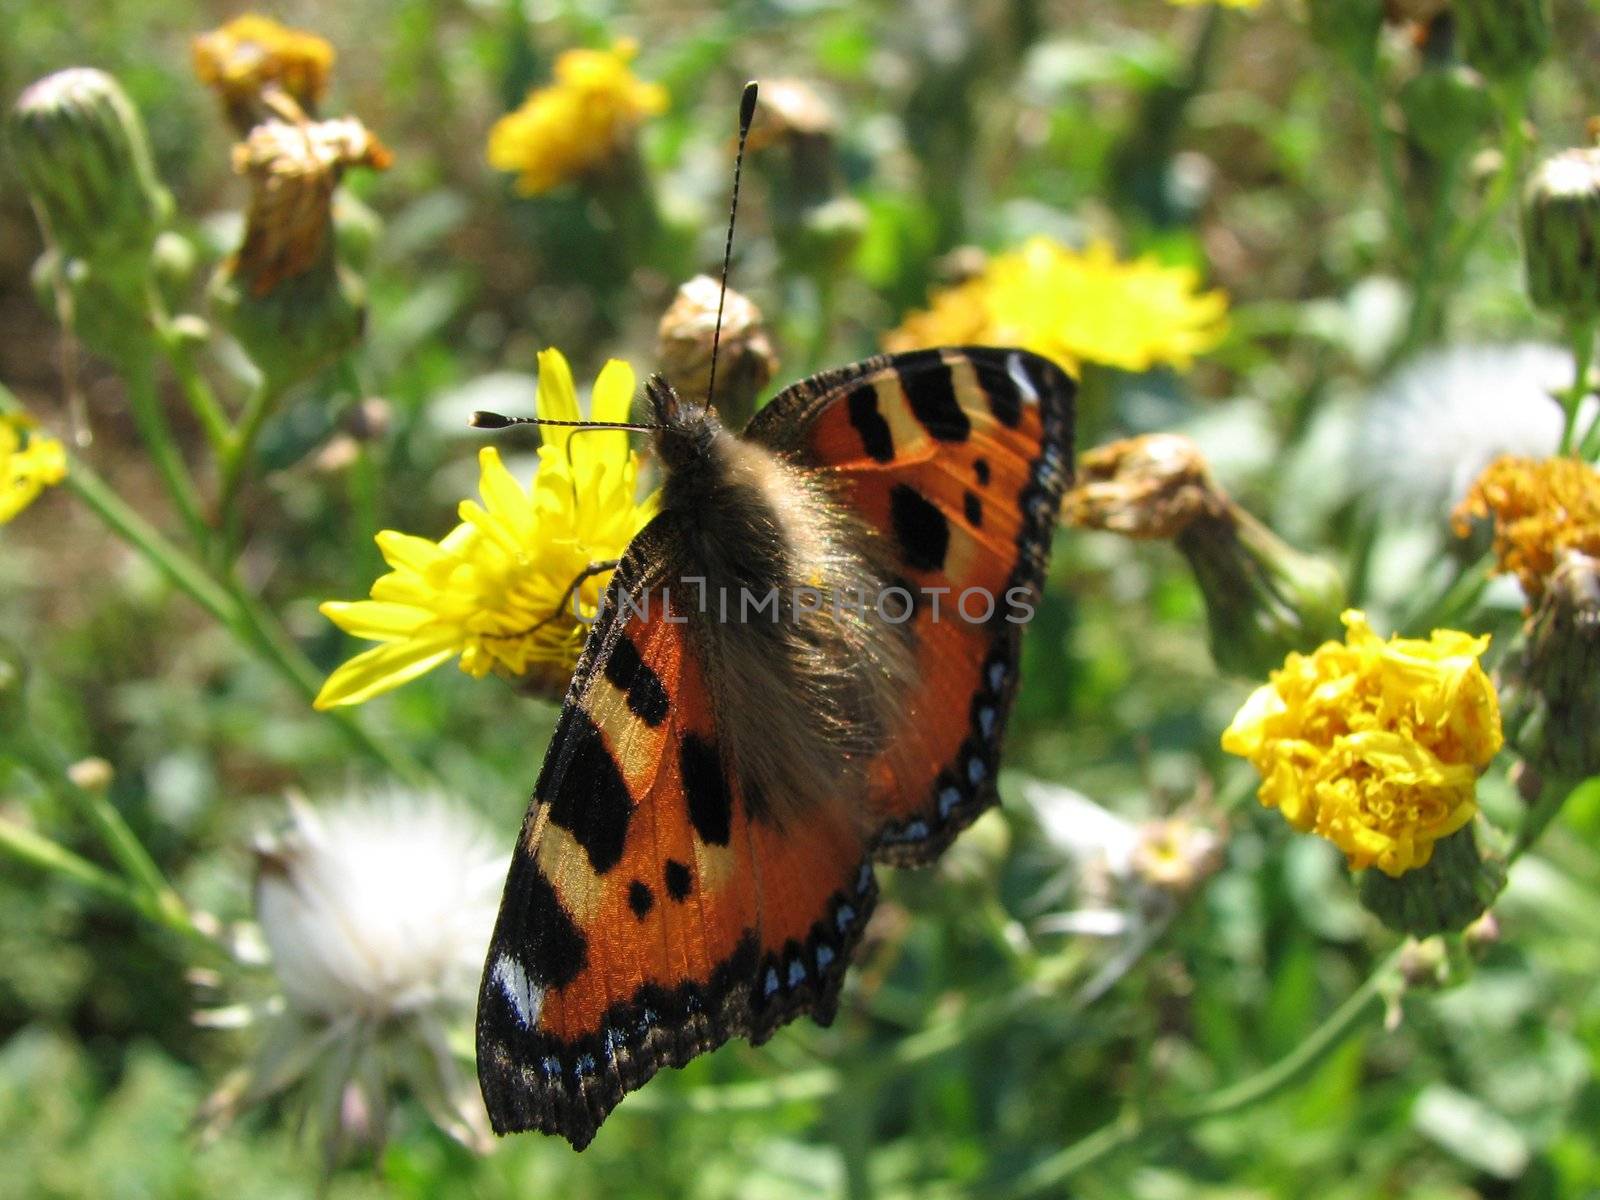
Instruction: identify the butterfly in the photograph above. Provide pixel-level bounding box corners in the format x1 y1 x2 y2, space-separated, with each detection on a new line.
474 344 1076 1148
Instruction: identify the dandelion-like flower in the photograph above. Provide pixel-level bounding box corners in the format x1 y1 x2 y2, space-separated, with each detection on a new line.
1222 611 1502 877
486 40 667 196
316 349 655 708
199 792 502 1162
1351 343 1590 517
0 415 66 525
1454 455 1600 602
193 14 335 132
884 237 1228 375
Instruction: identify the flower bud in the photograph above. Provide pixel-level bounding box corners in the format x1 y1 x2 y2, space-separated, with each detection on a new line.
1400 66 1495 163
1358 823 1506 937
8 68 171 269
211 116 390 388
1454 0 1552 82
1064 435 1347 677
1523 149 1600 321
1501 551 1600 780
1306 0 1385 75
657 275 778 429
152 230 199 301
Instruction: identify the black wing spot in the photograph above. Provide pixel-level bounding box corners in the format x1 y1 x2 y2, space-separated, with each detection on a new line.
847 385 895 463
896 349 970 442
664 858 693 901
627 880 654 918
979 360 1024 428
516 867 587 989
681 734 733 846
540 709 634 874
963 490 983 528
890 484 950 572
603 634 669 727
974 457 991 486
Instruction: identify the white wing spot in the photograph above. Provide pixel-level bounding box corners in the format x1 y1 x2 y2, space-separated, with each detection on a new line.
493 953 545 1029
1006 352 1041 405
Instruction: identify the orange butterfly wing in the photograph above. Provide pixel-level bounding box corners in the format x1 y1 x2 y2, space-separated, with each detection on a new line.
476 534 878 1149
747 347 1076 864
478 347 1074 1149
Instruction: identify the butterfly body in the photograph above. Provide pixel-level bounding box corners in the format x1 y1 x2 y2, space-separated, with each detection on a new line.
478 346 1075 1148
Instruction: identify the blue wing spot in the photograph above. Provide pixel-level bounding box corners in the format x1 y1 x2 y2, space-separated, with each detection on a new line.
967 757 987 785
787 959 807 987
764 967 781 996
938 786 961 818
978 706 996 739
539 1055 561 1078
987 661 1006 691
856 861 873 894
574 1053 597 1077
836 903 856 932
686 992 703 1014
816 944 835 969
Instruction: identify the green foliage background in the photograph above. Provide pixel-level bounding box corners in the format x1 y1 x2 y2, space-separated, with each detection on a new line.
3 1 1600 1196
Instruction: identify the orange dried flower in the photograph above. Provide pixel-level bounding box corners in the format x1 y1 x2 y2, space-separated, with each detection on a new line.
194 15 335 132
1454 456 1600 601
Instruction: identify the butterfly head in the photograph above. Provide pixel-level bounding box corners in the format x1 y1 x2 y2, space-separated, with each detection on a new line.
646 372 722 472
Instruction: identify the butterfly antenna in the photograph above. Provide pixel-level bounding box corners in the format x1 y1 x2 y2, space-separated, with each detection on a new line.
468 412 660 434
706 80 759 412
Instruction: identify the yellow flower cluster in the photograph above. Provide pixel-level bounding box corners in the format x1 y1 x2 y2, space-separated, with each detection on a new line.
885 237 1229 375
1454 455 1600 602
193 14 334 127
315 349 654 708
486 41 667 196
0 415 67 525
1222 611 1502 878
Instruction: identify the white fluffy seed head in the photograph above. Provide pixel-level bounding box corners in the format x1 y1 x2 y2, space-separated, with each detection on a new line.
253 792 504 1022
1352 342 1594 516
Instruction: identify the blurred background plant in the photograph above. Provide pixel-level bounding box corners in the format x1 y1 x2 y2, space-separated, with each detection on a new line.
2 1 1600 1197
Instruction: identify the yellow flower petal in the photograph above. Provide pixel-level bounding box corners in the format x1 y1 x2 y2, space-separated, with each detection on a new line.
315 347 655 706
318 600 434 641
313 637 460 709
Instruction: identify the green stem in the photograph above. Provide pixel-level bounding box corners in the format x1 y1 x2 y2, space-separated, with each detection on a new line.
122 351 211 549
1400 552 1494 635
6 731 182 924
1424 82 1529 339
1514 774 1584 859
1557 319 1596 457
1397 148 1467 357
147 286 231 457
0 815 146 912
217 379 282 554
1357 74 1416 252
1000 949 1401 1197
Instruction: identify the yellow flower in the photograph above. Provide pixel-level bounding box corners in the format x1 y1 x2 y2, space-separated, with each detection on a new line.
315 349 654 708
193 15 335 131
1222 611 1502 877
1454 455 1600 603
0 415 67 525
486 41 667 196
885 237 1229 374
